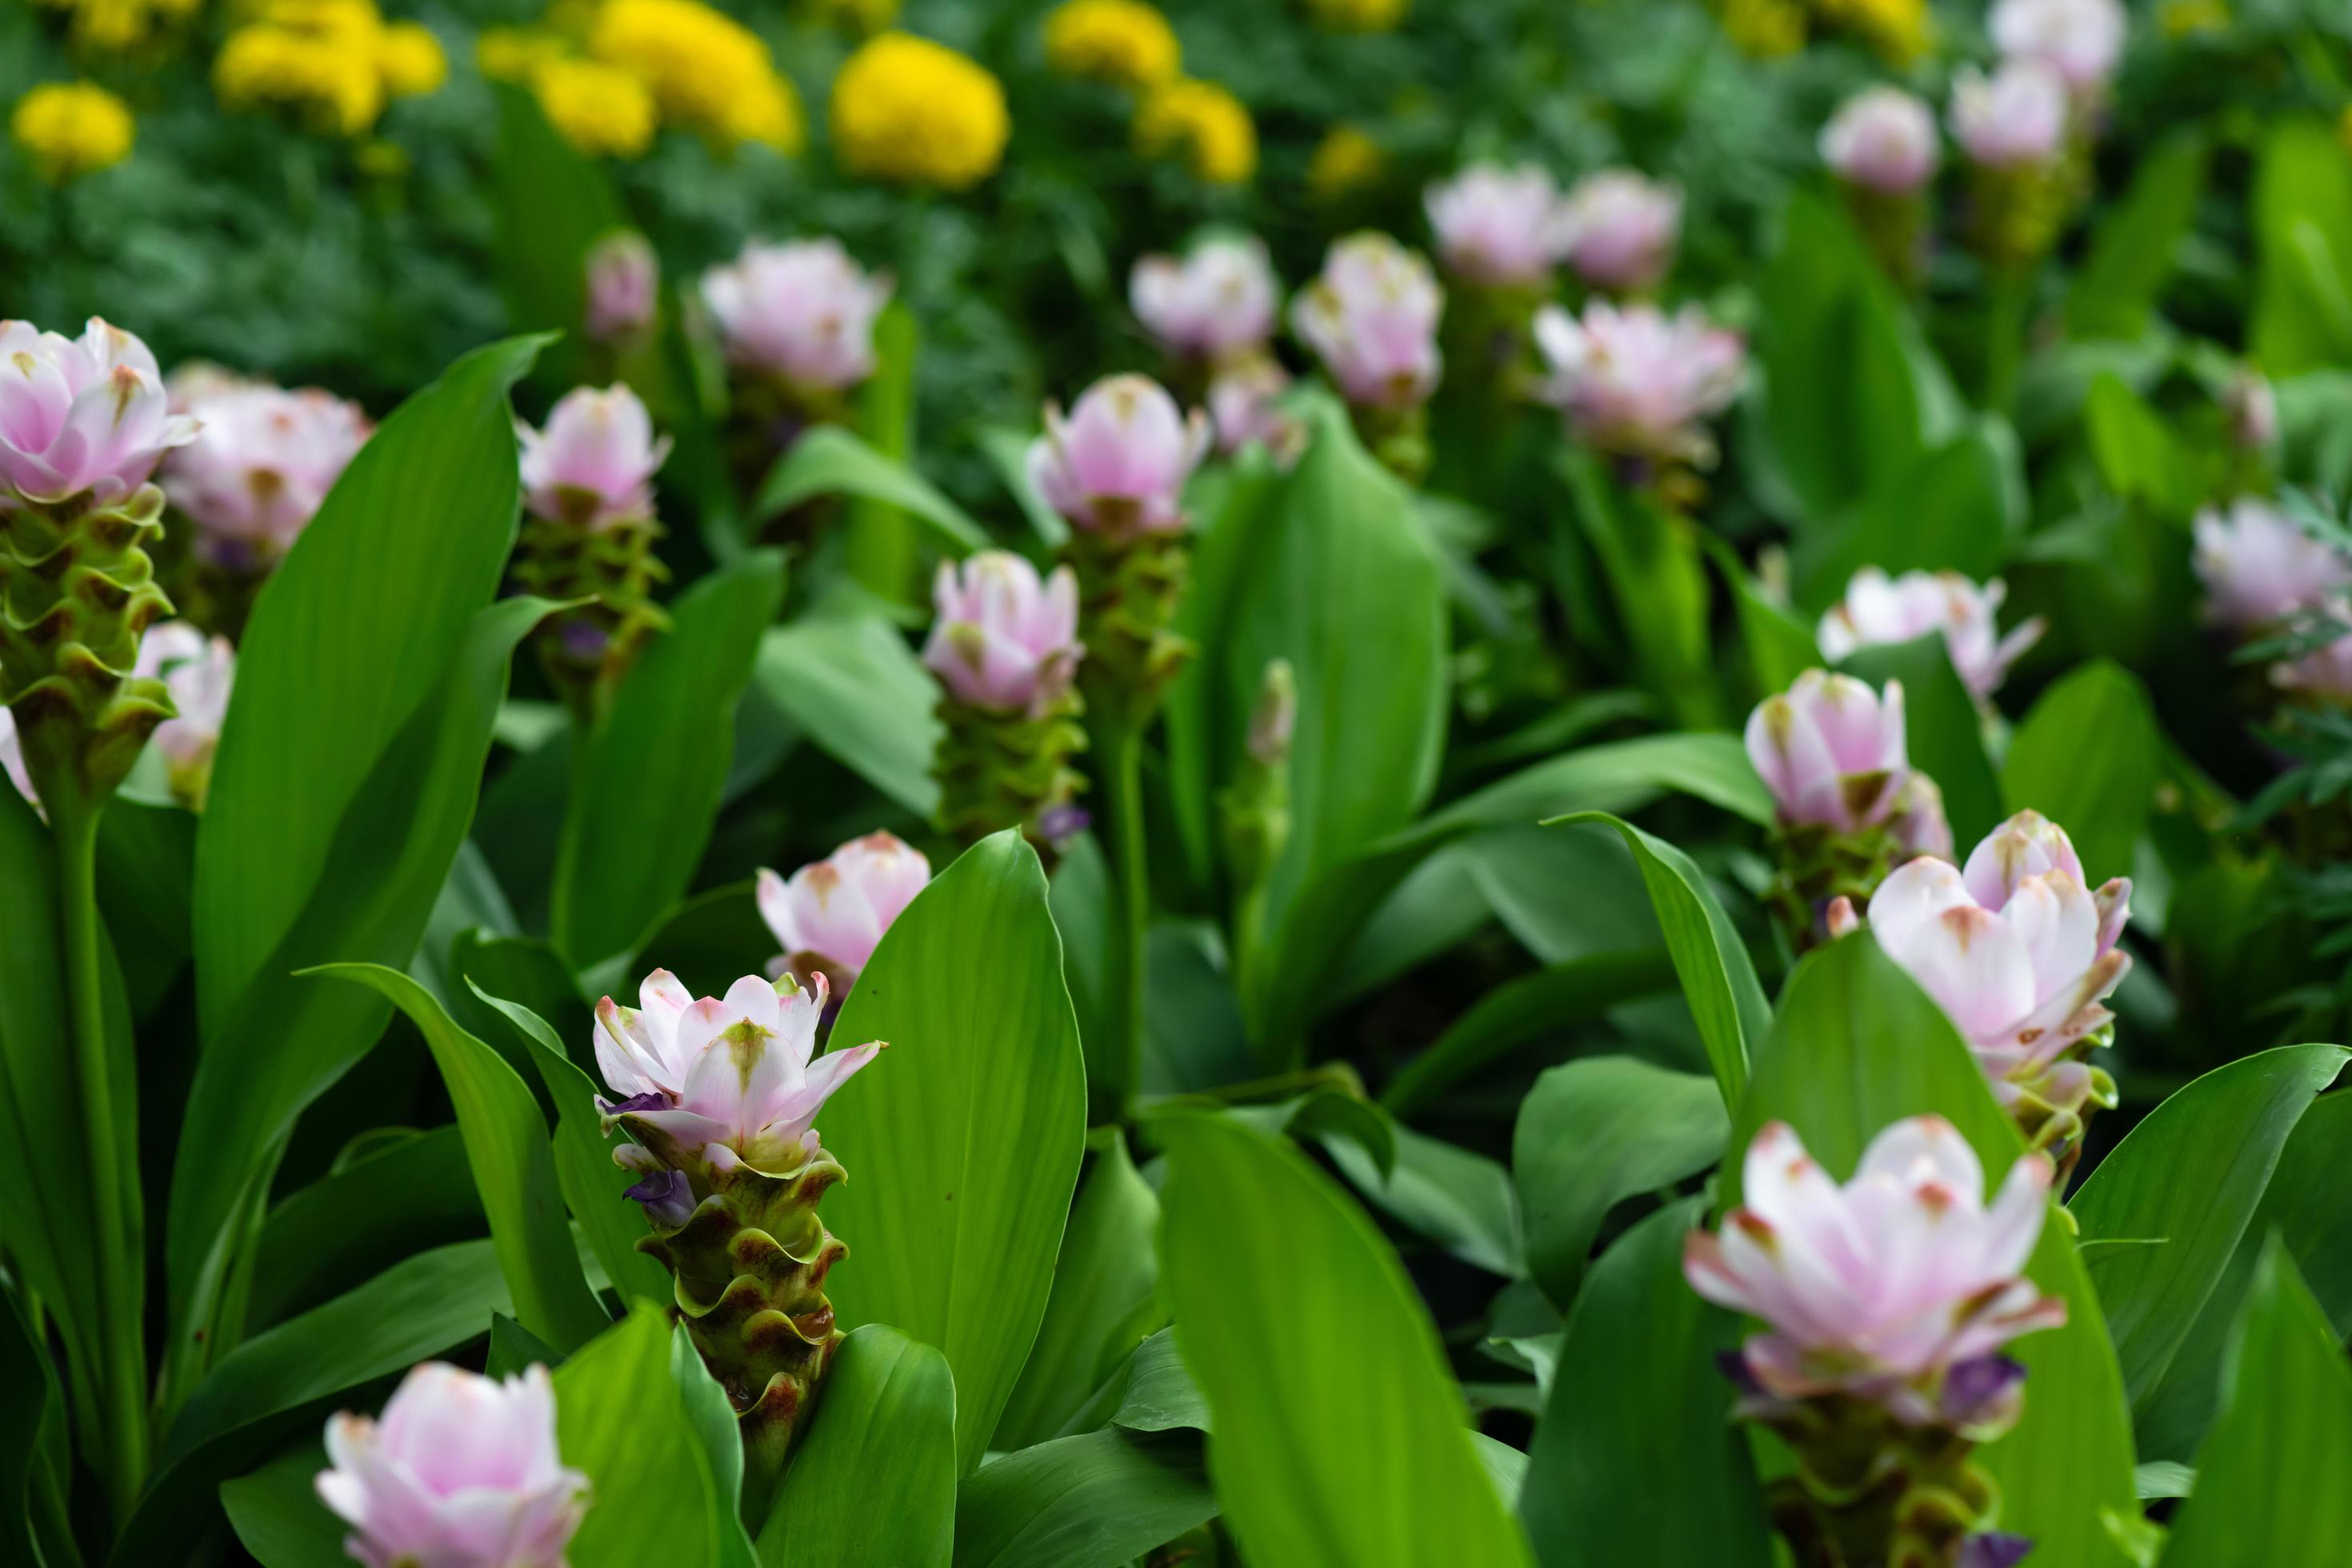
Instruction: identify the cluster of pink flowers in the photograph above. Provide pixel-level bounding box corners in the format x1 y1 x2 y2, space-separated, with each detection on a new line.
701 237 894 398
1420 164 1682 296
1129 236 1298 459
1027 374 1212 533
1531 300 1744 468
0 317 199 508
1745 670 1951 856
162 367 370 567
517 383 671 529
0 618 236 813
1816 568 2044 702
1945 0 2125 173
1290 232 1446 415
758 830 933 990
1819 86 1940 196
924 551 1084 717
2193 498 2352 699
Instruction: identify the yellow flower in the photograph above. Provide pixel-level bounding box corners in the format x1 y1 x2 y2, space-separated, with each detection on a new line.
1306 122 1382 203
1300 0 1408 31
806 0 898 31
10 81 134 183
1044 0 1180 90
1718 0 1806 58
375 20 446 97
533 58 657 158
830 31 1010 190
590 0 802 151
1134 77 1254 184
40 0 204 53
214 25 386 134
1810 0 1929 65
476 26 566 83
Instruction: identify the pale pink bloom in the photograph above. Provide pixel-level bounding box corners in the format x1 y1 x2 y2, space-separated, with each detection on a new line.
1869 810 2132 1109
2270 606 2352 702
1816 568 2044 702
518 385 670 529
136 622 235 807
1949 63 2070 170
2223 366 2277 454
0 710 31 810
1424 162 1562 289
0 318 198 506
701 238 894 392
2193 497 2349 629
1990 0 2126 95
584 230 660 345
1289 232 1445 412
161 374 370 564
316 1362 589 1568
1684 1117 2064 1422
1206 355 1299 461
1744 670 1950 854
1819 86 1941 196
1026 374 1211 533
1550 170 1681 294
923 550 1083 715
1532 300 1743 466
757 830 933 986
1130 235 1280 361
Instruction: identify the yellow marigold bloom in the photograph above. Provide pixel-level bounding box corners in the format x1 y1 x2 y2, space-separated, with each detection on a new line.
10 81 134 183
1045 0 1181 90
1300 0 1407 31
1306 123 1382 203
1718 0 1806 57
533 58 657 158
376 21 445 97
590 0 802 151
1134 77 1254 184
476 26 566 83
830 32 1010 190
214 23 385 135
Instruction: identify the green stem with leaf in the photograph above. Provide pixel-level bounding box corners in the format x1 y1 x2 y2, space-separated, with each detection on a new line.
1094 718 1149 1122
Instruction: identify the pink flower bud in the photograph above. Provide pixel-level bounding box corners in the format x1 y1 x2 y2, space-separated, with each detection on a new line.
1816 568 2044 702
317 1362 589 1568
2223 366 2278 453
1130 235 1281 361
922 550 1083 715
1744 670 1915 833
160 372 370 566
2194 498 2350 629
757 830 933 987
584 230 660 345
1990 0 2126 95
1026 373 1211 533
0 318 198 507
1532 300 1743 466
1551 170 1681 294
700 238 894 393
1288 232 1445 412
518 385 670 529
1949 63 2070 170
1819 86 1941 196
1207 355 1300 461
1424 162 1562 289
135 621 235 808
1685 1117 2064 1422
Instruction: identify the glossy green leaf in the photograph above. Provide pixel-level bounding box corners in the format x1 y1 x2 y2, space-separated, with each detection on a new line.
2086 374 2194 515
1562 451 1718 728
1 1286 75 1568
2002 660 2162 883
487 1313 564 1378
821 831 1089 1475
1110 1329 1211 1434
247 1126 482 1330
2250 118 2352 376
1839 632 2005 852
1378 950 1678 1118
96 796 196 1021
752 612 942 818
953 1428 1214 1568
670 1327 759 1568
1322 1121 1524 1278
554 1307 722 1568
1702 532 1820 701
2066 132 2209 341
758 1326 956 1568
1157 1114 1533 1568
842 303 927 602
1792 419 2024 608
754 424 986 554
490 83 622 392
220 1440 343 1568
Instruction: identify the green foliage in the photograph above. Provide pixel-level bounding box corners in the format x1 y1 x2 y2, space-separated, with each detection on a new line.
759 1326 957 1568
2002 661 2162 883
553 1307 726 1568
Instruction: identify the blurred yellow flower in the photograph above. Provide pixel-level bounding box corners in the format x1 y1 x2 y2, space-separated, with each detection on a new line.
375 20 446 96
1300 0 1408 31
10 81 134 183
590 0 802 151
214 0 444 135
32 0 203 54
1306 123 1382 203
830 32 1010 190
1718 0 1806 57
1810 0 1928 64
532 58 656 158
1045 0 1181 90
1134 77 1254 184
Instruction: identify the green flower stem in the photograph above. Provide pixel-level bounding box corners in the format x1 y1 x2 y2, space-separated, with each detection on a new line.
1982 266 2034 418
1094 717 1149 1124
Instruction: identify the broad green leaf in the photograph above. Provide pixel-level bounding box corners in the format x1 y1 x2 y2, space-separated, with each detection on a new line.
2250 118 2352 375
487 1313 564 1378
821 831 1089 1475
1 1287 75 1568
2066 133 2210 342
1838 632 2005 852
953 1428 1214 1568
1514 1057 1729 1309
2002 660 2162 882
753 613 942 817
1519 1198 1774 1568
1561 451 1718 729
758 1326 955 1567
1322 1121 1524 1278
671 1328 760 1568
754 425 986 554
2086 374 2194 514
96 795 196 1021
842 303 927 603
247 1126 482 1330
551 554 783 967
1156 1114 1533 1568
221 1439 342 1568
614 882 771 1008
1111 1329 1211 1435
1792 419 2025 607
490 84 622 392
1702 533 1819 701
554 1307 722 1568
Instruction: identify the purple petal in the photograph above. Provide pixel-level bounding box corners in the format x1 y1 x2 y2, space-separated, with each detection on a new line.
1959 1531 2034 1568
1713 1349 1762 1396
1038 803 1090 846
623 1169 694 1228
1942 1354 2027 1422
602 1091 668 1116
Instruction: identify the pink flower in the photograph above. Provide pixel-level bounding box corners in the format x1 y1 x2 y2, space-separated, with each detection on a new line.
316 1362 589 1568
518 385 670 529
2270 606 2352 701
1684 1117 2063 1422
2193 498 2350 630
1206 355 1300 461
594 970 884 1175
1868 810 2132 1110
136 621 235 808
700 238 894 392
1990 0 2126 95
1289 232 1445 412
1026 374 1210 533
0 318 198 506
1532 300 1743 466
1819 86 1941 196
923 550 1083 715
1949 63 2070 170
1745 670 1951 854
1130 235 1280 361
1424 162 1562 289
757 830 933 987
160 373 370 565
1816 568 2044 702
1551 170 1681 294
584 230 659 345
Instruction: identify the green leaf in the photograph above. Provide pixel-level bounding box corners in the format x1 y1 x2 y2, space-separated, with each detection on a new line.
490 83 622 392
1111 1328 1211 1434
671 1326 760 1568
752 612 942 818
1514 1057 1729 1310
1378 950 1680 1119
554 1307 723 1568
1322 1121 1524 1278
1838 632 2006 852
486 1313 565 1378
2162 1244 2352 1566
2250 118 2352 376
1 1286 77 1568
758 1326 956 1567
1519 1198 1774 1568
2066 132 2210 342
754 425 986 554
1702 532 1820 701
953 1428 1214 1568
1156 1114 1533 1568
1561 452 1718 728
2002 660 2162 882
96 796 197 1021
551 554 783 967
842 303 928 603
2086 374 2194 514
247 1126 483 1330
220 1440 343 1568
1792 419 2025 607
821 831 1089 1475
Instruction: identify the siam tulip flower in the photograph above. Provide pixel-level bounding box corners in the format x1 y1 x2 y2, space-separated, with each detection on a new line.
1819 85 1941 196
1423 162 1562 290
1531 301 1744 468
316 1362 590 1568
2222 366 2277 454
1816 567 2045 702
2193 497 2350 630
584 230 660 345
1130 235 1281 362
1207 355 1300 461
1746 670 1951 854
136 622 234 809
162 373 370 569
701 238 894 394
2270 606 2352 702
518 384 671 529
1550 170 1682 294
1948 62 2070 170
1289 232 1445 412
757 830 933 989
923 550 1084 717
1990 0 2126 97
0 318 199 507
1026 374 1211 534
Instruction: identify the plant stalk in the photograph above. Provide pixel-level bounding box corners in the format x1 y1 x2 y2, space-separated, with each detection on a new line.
1096 720 1149 1122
